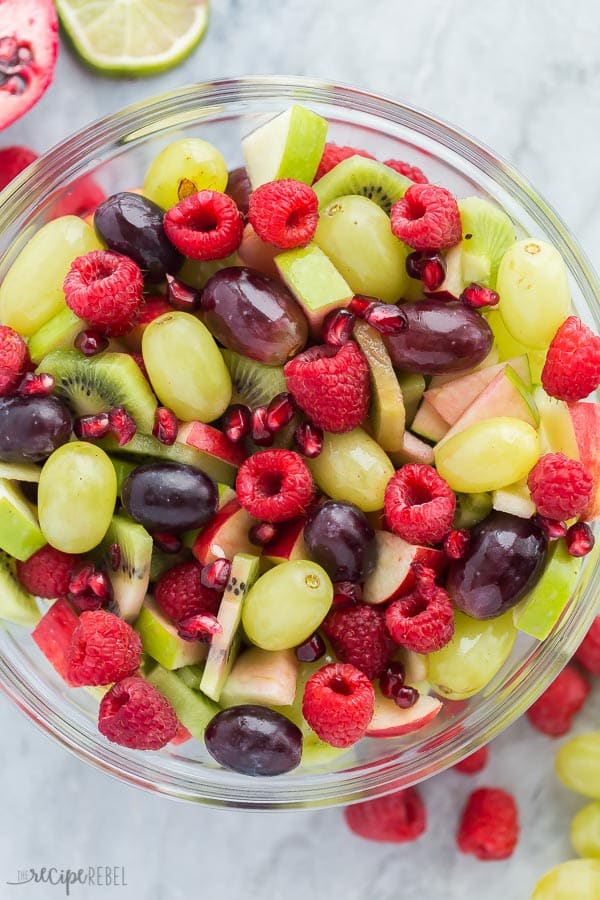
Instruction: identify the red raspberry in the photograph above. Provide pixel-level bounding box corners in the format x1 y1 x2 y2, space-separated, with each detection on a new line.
66 609 142 686
575 615 600 675
384 159 429 184
384 464 456 545
0 325 30 396
235 449 314 523
53 175 106 219
314 143 375 182
0 146 38 191
454 746 489 775
98 675 179 750
527 452 593 520
63 250 144 337
284 342 370 433
164 190 243 261
526 664 590 737
302 662 375 748
322 603 395 680
344 787 426 843
386 566 454 654
248 179 319 250
457 788 519 860
542 316 600 402
391 183 462 251
17 545 82 599
154 560 222 625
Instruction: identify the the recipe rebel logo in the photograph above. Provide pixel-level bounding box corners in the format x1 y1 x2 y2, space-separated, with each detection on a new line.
6 866 128 895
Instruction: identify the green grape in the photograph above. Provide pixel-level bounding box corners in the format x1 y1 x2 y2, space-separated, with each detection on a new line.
314 195 409 303
572 802 600 859
38 442 117 554
496 238 571 350
485 309 546 384
142 311 232 422
556 733 600 799
242 560 333 651
308 427 395 512
532 859 600 899
0 217 103 336
427 610 517 700
142 138 228 210
434 417 540 493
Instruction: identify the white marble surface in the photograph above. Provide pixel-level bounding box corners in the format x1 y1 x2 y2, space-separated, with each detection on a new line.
2 1 600 897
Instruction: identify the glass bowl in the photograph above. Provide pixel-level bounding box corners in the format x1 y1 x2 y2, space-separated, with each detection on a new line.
0 76 598 810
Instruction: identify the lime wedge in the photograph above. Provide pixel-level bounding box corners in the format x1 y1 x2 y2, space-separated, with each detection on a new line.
56 0 210 76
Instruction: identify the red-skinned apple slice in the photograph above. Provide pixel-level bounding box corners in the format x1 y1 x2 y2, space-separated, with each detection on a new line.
178 421 246 468
262 516 307 564
569 401 600 520
388 431 434 467
366 687 442 738
362 531 447 605
424 244 463 302
425 356 530 426
192 498 258 565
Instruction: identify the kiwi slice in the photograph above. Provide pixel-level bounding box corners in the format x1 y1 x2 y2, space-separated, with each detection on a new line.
313 157 411 214
101 432 237 486
0 550 40 627
101 514 153 623
38 349 157 433
28 308 83 365
222 349 286 407
458 197 516 288
354 321 405 452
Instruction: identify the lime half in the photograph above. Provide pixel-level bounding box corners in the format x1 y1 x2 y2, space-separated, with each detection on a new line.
56 0 210 76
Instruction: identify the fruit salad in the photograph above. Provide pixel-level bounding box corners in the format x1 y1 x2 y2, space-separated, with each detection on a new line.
0 103 598 778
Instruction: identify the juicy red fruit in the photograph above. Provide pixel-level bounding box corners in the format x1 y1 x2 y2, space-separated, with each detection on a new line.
0 145 37 191
98 676 179 750
236 449 314 523
344 787 426 843
164 190 243 261
527 664 590 737
0 325 30 396
67 609 142 687
302 662 375 748
63 250 144 338
248 179 319 250
457 788 519 860
384 464 456 545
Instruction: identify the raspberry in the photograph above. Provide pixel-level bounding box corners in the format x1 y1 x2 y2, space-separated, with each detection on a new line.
98 675 179 750
314 143 375 182
63 250 144 337
302 662 375 748
154 560 222 625
527 452 593 521
53 175 105 219
322 603 395 680
386 566 454 654
248 179 319 250
235 449 314 523
0 325 30 396
391 183 462 251
457 788 519 860
66 609 142 687
344 787 426 843
136 296 172 325
384 159 429 184
284 342 370 433
454 746 489 775
17 545 82 599
0 146 38 191
526 664 590 737
542 316 600 402
164 190 243 261
384 464 456 545
575 616 600 675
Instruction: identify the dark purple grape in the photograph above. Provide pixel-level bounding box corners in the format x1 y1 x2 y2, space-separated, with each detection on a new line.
0 395 72 462
94 192 182 282
447 511 547 619
304 500 377 583
205 705 302 776
225 166 252 217
384 300 493 374
122 462 217 532
201 267 309 365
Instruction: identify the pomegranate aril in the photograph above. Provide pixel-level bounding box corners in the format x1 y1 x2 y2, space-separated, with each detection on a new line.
348 295 376 318
222 404 251 444
251 406 274 446
166 274 201 312
333 581 362 602
395 685 419 709
249 521 279 547
74 412 111 440
177 613 222 643
201 558 231 591
87 570 113 599
460 283 499 309
444 528 471 560
322 308 355 346
294 420 323 458
266 392 296 433
406 251 426 280
68 563 112 610
296 632 326 663
153 407 178 446
566 522 595 557
69 564 96 596
534 515 568 541
379 661 406 699
421 256 446 292
152 532 183 554
364 303 408 336
17 372 55 396
108 406 136 446
75 330 109 357
108 543 121 572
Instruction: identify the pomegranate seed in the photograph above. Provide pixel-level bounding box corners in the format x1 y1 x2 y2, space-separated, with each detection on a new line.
333 581 362 602
294 420 323 458
153 407 178 445
69 564 95 596
394 685 419 709
108 406 136 446
405 251 426 280
68 564 112 610
296 632 326 662
75 330 109 357
108 543 121 571
152 532 183 554
266 392 296 433
364 303 408 335
566 522 595 557
74 412 111 440
348 295 376 318
87 570 113 599
534 515 567 541
249 521 279 546
421 256 446 292
322 308 355 346
379 661 406 699
460 283 500 309
166 274 201 312
201 558 231 591
251 406 274 446
444 528 471 560
17 372 55 396
177 612 222 643
222 404 251 444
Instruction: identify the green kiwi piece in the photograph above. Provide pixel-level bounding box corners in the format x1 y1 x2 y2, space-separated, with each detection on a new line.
221 349 286 408
458 197 516 288
0 550 40 627
37 349 157 433
101 432 237 486
101 514 153 623
28 308 83 364
313 157 411 214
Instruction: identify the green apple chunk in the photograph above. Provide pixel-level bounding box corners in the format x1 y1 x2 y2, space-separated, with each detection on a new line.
275 243 353 336
513 541 582 641
135 597 208 669
242 105 328 188
353 320 405 451
308 427 395 512
145 665 219 742
0 478 46 561
0 461 41 483
220 647 299 709
28 308 83 364
0 550 40 627
177 664 205 691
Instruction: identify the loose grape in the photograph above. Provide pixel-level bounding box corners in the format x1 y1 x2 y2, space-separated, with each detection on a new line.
122 462 217 533
0 395 72 463
38 442 117 554
571 802 600 859
142 311 232 422
242 560 333 651
205 705 302 776
556 733 600 799
303 500 377 583
497 239 571 350
532 859 600 899
142 138 228 210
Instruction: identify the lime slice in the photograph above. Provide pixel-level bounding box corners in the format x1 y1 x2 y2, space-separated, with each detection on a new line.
56 0 210 76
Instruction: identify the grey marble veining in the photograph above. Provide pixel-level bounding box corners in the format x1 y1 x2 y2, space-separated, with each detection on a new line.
2 1 600 897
